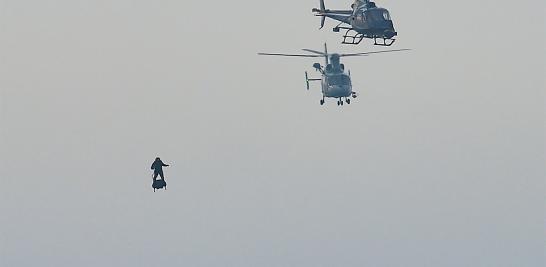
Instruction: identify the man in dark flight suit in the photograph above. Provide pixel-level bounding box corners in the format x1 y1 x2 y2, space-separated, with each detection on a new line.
151 157 170 181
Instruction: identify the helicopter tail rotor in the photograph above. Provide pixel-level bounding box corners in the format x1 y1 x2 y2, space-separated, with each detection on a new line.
320 0 326 29
315 0 326 29
324 43 329 65
320 0 326 13
320 16 326 29
305 71 310 90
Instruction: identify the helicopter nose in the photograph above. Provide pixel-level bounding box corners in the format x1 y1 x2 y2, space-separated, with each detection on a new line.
329 85 351 93
384 30 397 38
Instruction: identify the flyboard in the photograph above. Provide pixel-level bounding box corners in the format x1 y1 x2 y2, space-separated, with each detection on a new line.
152 174 167 192
152 179 166 192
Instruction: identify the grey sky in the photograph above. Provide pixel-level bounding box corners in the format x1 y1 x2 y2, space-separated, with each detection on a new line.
1 0 544 266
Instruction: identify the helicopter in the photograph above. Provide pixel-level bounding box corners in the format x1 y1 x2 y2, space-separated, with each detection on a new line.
312 0 398 46
258 44 409 106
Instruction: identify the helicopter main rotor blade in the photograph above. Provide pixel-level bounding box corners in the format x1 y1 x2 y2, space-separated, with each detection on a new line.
257 53 323 58
339 48 411 57
302 49 327 55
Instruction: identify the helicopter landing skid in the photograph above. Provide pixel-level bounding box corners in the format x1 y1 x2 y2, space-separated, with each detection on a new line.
337 28 365 45
374 37 396 46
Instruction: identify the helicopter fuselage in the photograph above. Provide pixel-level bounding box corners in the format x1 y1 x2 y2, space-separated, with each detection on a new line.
314 0 398 45
319 53 352 98
322 72 352 98
259 42 409 106
350 6 396 39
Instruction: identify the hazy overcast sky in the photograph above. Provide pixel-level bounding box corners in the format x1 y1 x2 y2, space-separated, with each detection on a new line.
1 0 544 266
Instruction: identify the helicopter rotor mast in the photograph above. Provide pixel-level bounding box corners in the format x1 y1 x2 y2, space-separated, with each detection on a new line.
301 43 329 66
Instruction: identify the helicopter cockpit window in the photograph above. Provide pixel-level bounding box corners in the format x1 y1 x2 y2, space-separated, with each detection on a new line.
367 10 385 21
356 11 365 22
383 11 391 21
329 75 350 84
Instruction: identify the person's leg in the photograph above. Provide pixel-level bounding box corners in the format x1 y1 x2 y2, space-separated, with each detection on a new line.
159 171 164 181
153 171 159 181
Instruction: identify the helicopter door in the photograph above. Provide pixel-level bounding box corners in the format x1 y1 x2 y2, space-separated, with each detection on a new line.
382 10 391 21
356 11 365 23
